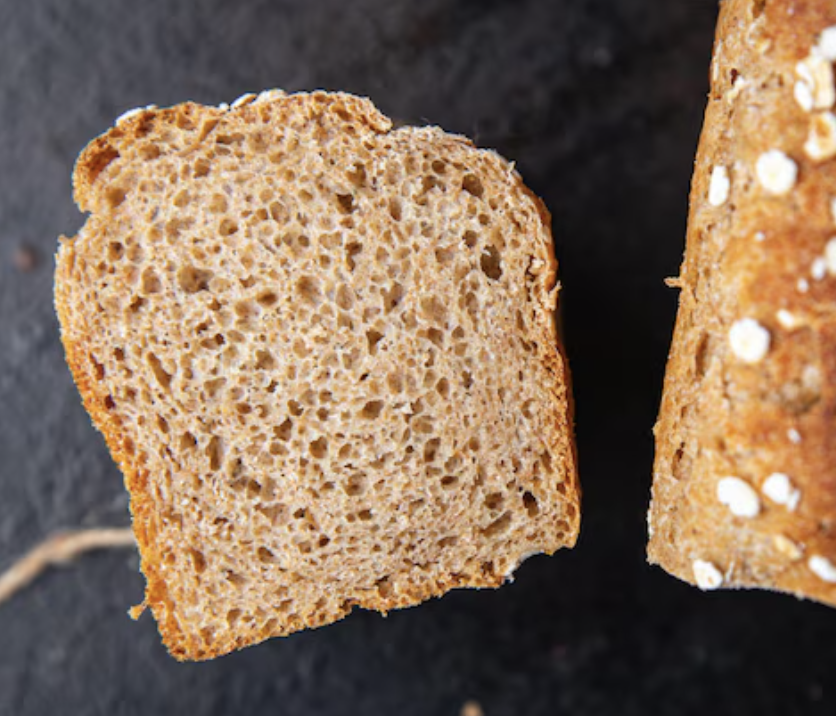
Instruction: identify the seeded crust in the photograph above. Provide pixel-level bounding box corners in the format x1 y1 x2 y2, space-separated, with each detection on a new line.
55 91 579 660
650 0 836 605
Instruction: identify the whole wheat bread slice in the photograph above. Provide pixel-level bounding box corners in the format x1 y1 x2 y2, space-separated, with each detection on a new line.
55 90 579 660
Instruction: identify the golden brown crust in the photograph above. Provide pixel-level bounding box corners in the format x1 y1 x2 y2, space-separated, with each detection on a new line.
55 236 189 654
650 0 836 605
56 91 578 660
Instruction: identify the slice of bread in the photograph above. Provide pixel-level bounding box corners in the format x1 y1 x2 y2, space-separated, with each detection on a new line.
649 0 836 606
55 91 579 659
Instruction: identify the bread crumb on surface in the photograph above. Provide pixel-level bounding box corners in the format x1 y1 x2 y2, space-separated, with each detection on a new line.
13 245 38 273
728 318 770 363
692 560 723 590
762 473 801 511
809 555 836 583
717 476 761 518
708 165 730 206
460 701 484 716
756 150 798 195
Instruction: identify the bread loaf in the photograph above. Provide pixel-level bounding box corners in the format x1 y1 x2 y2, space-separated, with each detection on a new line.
649 0 836 606
55 91 579 659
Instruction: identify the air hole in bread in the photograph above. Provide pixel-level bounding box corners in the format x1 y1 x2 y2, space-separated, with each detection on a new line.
366 329 384 353
336 193 356 214
254 349 275 370
107 242 125 261
268 201 288 223
216 133 244 146
383 283 404 313
294 276 321 306
346 163 367 187
219 219 239 236
256 503 287 524
420 296 447 326
105 186 128 209
360 400 384 419
188 548 207 573
200 334 225 351
484 493 504 511
88 352 105 380
522 491 539 517
480 245 502 280
192 157 211 178
226 609 242 627
208 194 228 213
173 190 191 208
139 144 162 161
147 352 172 389
234 300 259 320
462 174 484 199
482 511 512 537
226 571 246 588
273 418 293 442
177 266 213 293
423 438 441 464
309 437 328 459
141 268 162 294
336 285 354 310
343 474 365 497
388 197 402 221
694 332 714 378
206 435 223 471
345 242 363 270
256 290 278 308
257 547 277 564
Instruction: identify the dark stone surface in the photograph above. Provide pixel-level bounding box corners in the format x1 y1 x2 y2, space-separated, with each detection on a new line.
1 0 834 714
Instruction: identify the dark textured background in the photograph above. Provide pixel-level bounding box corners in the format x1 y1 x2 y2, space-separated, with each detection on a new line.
1 0 835 714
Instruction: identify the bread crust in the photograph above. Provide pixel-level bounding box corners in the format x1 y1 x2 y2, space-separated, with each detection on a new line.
55 91 578 659
650 0 836 605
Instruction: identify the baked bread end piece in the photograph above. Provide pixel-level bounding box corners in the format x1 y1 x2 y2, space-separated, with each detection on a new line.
649 0 836 606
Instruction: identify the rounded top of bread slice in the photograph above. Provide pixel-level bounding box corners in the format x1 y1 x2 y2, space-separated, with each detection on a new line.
55 90 578 660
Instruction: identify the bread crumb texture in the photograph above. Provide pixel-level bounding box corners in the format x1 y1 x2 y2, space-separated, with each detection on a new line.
649 0 836 608
54 91 578 659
